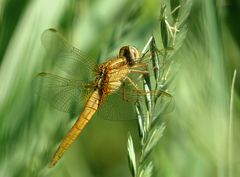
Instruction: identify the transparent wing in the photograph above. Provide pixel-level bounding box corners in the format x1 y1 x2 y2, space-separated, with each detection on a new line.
34 72 93 115
95 80 174 121
95 91 137 121
153 90 175 118
41 28 97 79
122 78 174 114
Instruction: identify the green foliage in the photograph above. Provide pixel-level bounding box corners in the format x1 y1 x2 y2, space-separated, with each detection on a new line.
127 1 191 176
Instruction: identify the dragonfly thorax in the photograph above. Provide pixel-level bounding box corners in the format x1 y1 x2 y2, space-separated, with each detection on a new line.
95 67 106 89
94 57 130 96
119 46 140 66
93 46 140 97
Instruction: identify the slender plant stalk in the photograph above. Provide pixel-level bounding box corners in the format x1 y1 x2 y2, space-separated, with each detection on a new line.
127 1 191 176
228 69 237 177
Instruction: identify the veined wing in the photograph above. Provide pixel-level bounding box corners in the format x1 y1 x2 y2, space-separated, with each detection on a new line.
96 79 174 121
123 79 174 116
41 28 98 79
126 72 175 118
34 72 93 115
95 50 174 121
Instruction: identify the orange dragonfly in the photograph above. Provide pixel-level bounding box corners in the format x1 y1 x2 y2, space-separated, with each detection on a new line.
36 28 170 167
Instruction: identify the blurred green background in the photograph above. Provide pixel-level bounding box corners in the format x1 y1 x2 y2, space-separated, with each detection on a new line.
0 0 240 177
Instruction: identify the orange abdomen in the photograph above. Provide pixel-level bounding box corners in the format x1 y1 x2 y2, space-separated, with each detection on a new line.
49 90 100 167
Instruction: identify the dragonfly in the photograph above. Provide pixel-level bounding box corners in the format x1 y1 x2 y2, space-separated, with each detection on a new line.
36 28 171 168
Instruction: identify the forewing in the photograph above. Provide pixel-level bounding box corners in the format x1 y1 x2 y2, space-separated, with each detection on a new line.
34 72 93 115
41 28 97 79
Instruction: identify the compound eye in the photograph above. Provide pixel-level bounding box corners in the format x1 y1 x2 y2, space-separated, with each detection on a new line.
119 46 140 65
130 46 140 61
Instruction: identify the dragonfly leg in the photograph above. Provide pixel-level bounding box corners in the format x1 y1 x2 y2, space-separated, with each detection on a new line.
129 62 149 76
129 69 148 74
125 76 162 96
130 63 148 69
121 81 139 102
125 76 146 95
121 82 133 102
122 82 127 101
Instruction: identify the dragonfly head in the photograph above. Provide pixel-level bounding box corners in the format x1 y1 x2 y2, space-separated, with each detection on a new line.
119 46 140 66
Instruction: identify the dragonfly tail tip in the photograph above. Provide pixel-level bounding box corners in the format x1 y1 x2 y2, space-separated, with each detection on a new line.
48 161 56 168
